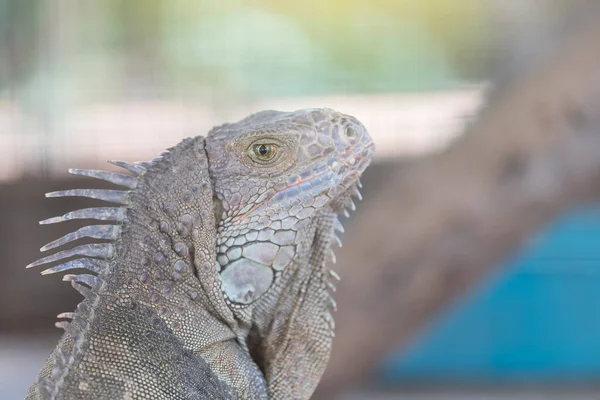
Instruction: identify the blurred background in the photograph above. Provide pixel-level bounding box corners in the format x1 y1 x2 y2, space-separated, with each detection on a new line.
2 0 600 399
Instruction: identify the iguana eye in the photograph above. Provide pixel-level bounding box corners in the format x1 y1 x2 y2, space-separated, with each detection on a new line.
250 143 278 162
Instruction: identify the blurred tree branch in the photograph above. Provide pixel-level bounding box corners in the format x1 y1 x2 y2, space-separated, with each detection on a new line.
316 16 600 398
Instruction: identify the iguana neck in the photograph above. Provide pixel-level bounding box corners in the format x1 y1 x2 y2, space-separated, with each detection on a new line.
109 137 267 396
110 137 234 332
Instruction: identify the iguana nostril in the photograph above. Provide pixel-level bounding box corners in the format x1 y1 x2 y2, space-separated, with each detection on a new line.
344 126 357 139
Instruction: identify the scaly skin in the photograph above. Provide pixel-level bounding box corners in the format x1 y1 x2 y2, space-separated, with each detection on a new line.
26 108 374 399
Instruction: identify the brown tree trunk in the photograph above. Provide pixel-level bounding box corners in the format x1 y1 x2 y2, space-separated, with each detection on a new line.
316 16 600 398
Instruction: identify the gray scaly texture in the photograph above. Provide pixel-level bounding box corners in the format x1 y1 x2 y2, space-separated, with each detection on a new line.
26 108 374 400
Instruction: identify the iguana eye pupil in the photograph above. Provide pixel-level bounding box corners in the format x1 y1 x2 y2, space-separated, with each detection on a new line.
252 143 277 161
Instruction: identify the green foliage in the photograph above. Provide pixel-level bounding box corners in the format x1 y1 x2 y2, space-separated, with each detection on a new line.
1 0 494 99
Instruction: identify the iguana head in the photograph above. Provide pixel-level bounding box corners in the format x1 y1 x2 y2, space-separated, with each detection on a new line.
206 108 373 306
206 108 374 398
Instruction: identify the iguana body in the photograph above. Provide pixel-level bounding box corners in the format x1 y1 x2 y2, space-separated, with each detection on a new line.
26 109 374 399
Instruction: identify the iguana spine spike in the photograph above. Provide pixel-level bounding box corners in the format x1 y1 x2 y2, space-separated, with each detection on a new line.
70 280 96 301
352 186 363 201
68 168 138 189
348 199 357 211
46 189 131 205
39 207 127 225
40 259 110 275
334 218 345 233
333 234 343 248
326 280 337 292
328 295 338 312
108 160 147 175
328 269 341 281
57 312 77 320
55 321 70 330
63 274 104 290
329 249 337 264
26 243 115 269
322 310 335 330
41 225 121 252
137 161 153 168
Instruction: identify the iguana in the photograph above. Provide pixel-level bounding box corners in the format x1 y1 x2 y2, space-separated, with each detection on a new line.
25 108 374 400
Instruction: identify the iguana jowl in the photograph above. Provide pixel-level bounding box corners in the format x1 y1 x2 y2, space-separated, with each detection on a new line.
26 108 374 399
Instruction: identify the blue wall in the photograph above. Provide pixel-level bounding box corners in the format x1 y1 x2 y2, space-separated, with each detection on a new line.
381 205 600 384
